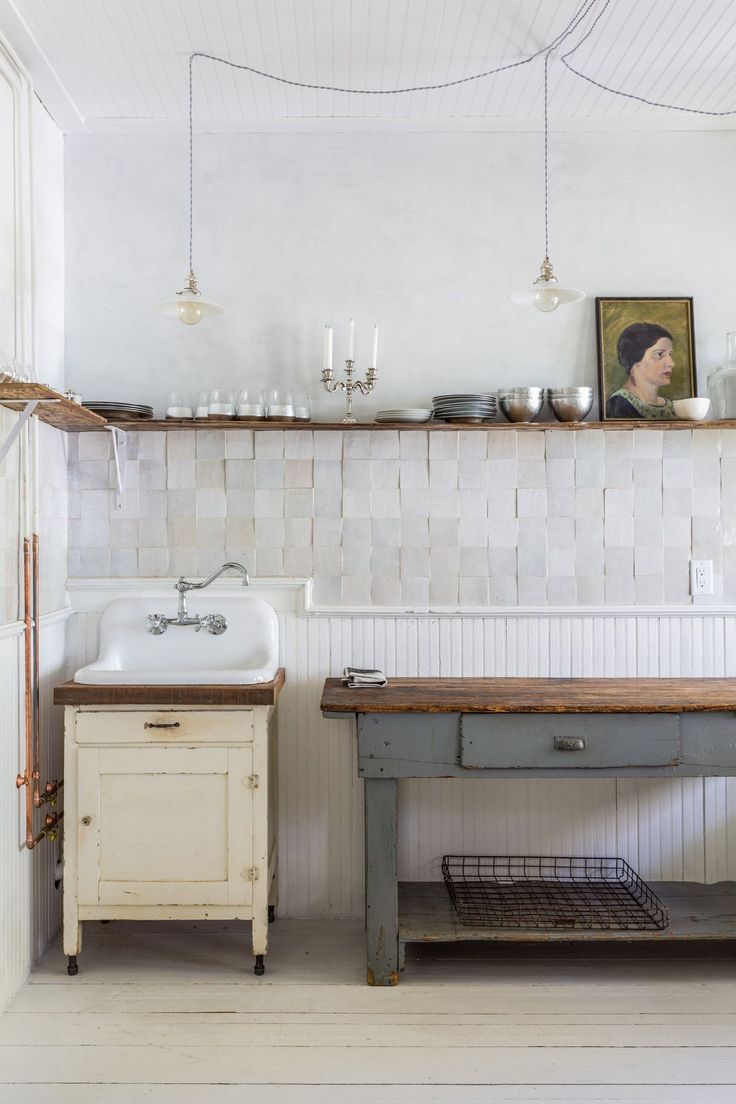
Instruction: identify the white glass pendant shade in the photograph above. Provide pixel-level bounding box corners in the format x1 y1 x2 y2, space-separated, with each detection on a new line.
511 258 584 313
155 270 226 325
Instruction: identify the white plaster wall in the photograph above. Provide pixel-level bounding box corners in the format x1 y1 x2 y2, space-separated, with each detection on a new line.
65 129 735 416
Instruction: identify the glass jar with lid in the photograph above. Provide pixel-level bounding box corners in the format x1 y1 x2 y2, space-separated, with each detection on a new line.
708 333 736 419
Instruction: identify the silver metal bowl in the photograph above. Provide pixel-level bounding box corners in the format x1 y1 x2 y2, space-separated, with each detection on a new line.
498 387 545 423
547 387 594 423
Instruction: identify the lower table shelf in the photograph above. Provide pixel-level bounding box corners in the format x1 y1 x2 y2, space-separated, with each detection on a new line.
399 880 736 942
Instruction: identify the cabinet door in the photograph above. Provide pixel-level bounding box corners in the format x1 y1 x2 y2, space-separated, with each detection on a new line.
77 745 253 908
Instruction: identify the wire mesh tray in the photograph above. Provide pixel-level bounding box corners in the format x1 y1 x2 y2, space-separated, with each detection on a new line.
441 855 669 931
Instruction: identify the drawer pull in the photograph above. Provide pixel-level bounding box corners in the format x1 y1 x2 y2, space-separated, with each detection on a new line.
144 721 181 730
554 736 585 752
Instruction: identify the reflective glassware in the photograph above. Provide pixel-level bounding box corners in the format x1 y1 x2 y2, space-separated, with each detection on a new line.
266 389 295 421
208 388 235 418
237 388 266 419
708 333 736 420
195 390 210 419
292 391 311 422
165 390 193 419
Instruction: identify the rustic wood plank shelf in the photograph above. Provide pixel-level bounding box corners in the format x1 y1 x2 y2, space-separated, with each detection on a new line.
54 669 285 707
0 383 107 432
84 417 733 432
399 881 736 943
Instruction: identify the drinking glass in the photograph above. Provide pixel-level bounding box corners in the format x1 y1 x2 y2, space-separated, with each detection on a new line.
292 391 311 422
266 389 295 421
194 390 210 419
166 390 193 419
237 387 266 419
208 388 235 418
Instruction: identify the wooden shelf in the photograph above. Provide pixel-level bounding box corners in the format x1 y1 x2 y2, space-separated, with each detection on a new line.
90 418 733 432
399 881 736 943
0 383 107 432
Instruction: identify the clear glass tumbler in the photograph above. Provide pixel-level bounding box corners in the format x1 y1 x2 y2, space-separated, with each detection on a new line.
208 388 235 418
292 391 311 422
237 388 266 419
266 389 295 421
166 390 193 419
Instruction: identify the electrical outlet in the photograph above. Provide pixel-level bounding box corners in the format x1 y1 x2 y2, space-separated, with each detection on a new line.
690 560 714 596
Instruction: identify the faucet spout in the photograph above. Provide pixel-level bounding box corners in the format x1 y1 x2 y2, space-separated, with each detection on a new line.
188 562 250 590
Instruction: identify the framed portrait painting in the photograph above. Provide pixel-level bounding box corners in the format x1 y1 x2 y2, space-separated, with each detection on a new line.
596 297 696 421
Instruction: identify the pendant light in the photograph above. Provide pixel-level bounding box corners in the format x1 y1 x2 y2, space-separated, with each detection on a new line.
155 56 226 324
511 53 584 312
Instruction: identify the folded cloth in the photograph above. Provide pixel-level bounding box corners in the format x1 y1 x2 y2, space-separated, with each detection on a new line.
343 666 388 688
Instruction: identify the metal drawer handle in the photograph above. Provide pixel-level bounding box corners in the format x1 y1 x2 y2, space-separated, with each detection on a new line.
144 721 181 730
554 736 585 752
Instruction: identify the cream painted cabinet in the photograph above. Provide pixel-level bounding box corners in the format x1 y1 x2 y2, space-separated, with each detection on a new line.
62 704 278 977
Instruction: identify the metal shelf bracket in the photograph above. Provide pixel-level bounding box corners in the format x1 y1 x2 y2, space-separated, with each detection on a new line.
0 399 60 465
106 425 127 509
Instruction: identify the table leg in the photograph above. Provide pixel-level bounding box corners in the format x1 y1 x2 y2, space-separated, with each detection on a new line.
364 777 399 986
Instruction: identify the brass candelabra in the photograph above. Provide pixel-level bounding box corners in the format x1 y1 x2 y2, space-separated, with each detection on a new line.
321 360 378 424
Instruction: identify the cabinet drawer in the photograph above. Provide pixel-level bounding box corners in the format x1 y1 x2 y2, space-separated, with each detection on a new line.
75 710 253 746
460 713 681 769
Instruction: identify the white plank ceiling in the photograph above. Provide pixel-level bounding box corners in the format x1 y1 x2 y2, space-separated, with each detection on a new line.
3 0 736 131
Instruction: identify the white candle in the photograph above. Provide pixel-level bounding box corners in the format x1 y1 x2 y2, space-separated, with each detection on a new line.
323 324 333 373
348 317 354 361
370 324 378 370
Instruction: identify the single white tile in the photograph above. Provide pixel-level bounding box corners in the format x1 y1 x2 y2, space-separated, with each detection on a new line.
693 457 720 486
460 488 489 517
634 516 664 546
635 574 665 604
545 430 575 458
400 488 430 517
255 518 285 547
576 545 604 576
138 432 166 459
79 517 109 548
459 576 489 604
458 432 487 459
313 517 342 546
692 430 721 458
168 489 196 519
517 459 546 487
167 459 196 489
633 486 662 517
458 459 487 489
225 459 254 488
284 517 312 546
342 518 371 547
371 518 401 547
256 547 284 575
518 488 547 518
692 516 721 546
255 460 284 488
574 429 604 458
605 546 634 574
547 576 576 604
459 547 489 576
577 576 605 604
110 548 138 576
254 431 285 459
401 576 430 605
430 546 459 575
371 546 400 575
633 429 663 459
79 432 111 460
167 430 196 461
516 433 545 459
486 489 515 517
547 488 576 516
429 488 459 518
488 518 518 547
662 430 692 457
195 430 226 459
429 432 458 459
283 430 312 459
547 517 575 546
254 488 284 517
371 489 401 517
283 488 314 517
226 429 255 459
195 459 225 488
283 546 313 576
662 458 693 487
430 576 459 604
604 459 633 488
487 432 517 458
488 547 516 575
369 430 399 458
195 518 225 548
313 487 341 516
138 547 168 575
604 488 634 516
343 575 372 605
547 459 574 487
575 457 605 488
401 546 430 576
343 459 371 488
429 460 458 488
517 519 547 574
225 518 255 546
458 517 489 546
487 459 518 488
429 518 459 546
370 459 399 489
632 459 661 488
371 575 401 604
604 516 634 547
225 488 255 518
663 516 691 546
313 458 342 488
516 575 546 605
401 518 429 547
312 575 342 604
80 489 110 518
634 545 664 575
604 430 634 460
400 459 428 489
313 546 342 574
343 430 371 459
662 487 692 516
399 431 428 459
605 575 635 605
138 518 167 547
284 459 313 487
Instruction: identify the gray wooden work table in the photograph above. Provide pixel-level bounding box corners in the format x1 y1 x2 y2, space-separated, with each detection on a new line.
321 676 736 986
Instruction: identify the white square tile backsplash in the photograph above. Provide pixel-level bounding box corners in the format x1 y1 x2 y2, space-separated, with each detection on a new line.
64 427 730 607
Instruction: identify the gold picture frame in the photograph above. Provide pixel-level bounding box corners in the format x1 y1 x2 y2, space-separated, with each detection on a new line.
596 297 696 421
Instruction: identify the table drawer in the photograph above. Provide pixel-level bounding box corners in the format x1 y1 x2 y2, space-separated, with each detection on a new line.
460 713 681 769
75 710 253 746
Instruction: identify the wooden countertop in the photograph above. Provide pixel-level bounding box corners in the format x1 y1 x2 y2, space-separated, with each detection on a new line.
54 668 285 706
321 676 736 714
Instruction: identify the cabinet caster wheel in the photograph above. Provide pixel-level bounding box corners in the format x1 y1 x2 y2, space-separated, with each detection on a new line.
254 955 265 976
268 905 276 923
67 956 78 976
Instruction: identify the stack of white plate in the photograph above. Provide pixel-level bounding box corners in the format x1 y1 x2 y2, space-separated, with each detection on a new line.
375 408 432 423
432 394 498 423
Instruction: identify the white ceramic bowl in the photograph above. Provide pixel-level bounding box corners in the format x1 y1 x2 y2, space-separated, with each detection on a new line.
672 397 710 421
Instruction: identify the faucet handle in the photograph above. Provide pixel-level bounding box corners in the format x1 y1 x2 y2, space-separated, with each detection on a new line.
176 576 193 592
147 613 168 635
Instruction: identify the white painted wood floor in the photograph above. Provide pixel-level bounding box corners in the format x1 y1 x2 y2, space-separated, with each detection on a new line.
2 919 736 1102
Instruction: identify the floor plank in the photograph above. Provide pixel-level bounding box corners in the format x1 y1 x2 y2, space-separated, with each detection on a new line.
2 920 735 1101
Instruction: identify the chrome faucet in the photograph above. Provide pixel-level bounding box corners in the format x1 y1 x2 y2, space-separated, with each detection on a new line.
147 562 249 635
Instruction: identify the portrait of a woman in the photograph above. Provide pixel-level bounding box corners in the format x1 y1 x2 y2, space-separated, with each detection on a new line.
596 297 696 422
606 322 675 420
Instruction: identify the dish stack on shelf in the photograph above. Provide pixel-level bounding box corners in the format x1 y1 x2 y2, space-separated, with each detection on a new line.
375 408 432 423
432 393 498 424
81 401 154 421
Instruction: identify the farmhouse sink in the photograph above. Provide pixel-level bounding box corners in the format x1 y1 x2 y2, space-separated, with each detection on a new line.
74 596 279 685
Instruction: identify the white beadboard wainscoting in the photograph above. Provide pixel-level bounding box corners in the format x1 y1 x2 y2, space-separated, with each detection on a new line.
65 579 736 919
0 610 70 1007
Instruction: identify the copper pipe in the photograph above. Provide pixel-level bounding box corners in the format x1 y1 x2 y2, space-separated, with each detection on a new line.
17 538 35 849
27 811 63 851
31 533 41 805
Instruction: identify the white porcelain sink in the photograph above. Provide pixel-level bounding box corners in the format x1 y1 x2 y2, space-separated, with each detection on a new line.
74 596 279 685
